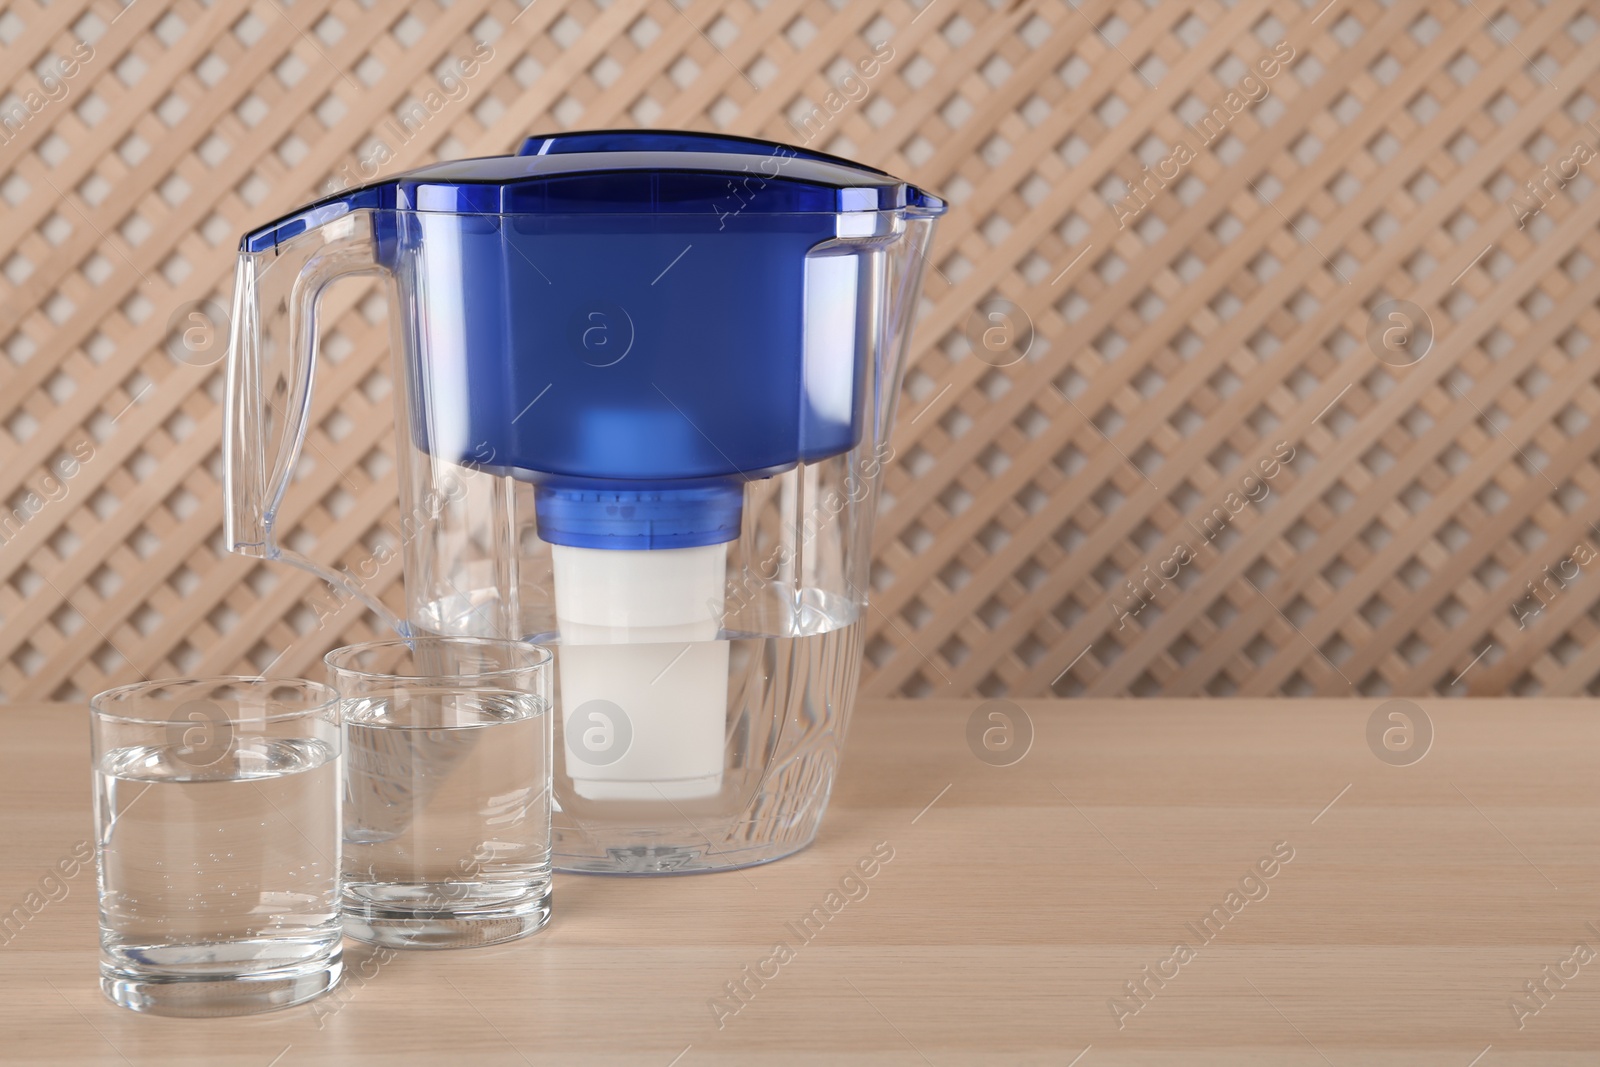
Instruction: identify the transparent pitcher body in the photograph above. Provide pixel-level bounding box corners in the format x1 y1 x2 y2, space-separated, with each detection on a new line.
226 140 942 873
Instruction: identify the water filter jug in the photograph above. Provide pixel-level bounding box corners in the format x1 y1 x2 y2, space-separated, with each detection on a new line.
225 130 946 873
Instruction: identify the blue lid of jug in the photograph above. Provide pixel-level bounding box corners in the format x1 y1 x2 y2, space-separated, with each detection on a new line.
243 130 945 252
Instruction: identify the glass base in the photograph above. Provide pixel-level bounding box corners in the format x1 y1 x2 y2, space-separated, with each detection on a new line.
100 951 343 1017
553 833 812 875
342 882 551 949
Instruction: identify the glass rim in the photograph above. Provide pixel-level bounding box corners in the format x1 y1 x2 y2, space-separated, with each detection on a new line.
89 676 339 725
323 636 552 682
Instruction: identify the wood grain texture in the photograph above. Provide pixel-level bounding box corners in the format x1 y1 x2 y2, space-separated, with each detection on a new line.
4 0 1600 699
4 697 1600 1064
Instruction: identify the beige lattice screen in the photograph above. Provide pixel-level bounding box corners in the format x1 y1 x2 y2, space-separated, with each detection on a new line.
2 0 1599 702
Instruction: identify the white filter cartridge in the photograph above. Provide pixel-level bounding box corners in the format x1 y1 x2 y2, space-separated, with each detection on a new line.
552 542 729 800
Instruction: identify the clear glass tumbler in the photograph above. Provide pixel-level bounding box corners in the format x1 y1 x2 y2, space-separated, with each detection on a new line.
327 637 553 949
91 678 343 1016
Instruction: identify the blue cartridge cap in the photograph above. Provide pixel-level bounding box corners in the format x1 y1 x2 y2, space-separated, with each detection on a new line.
533 481 744 551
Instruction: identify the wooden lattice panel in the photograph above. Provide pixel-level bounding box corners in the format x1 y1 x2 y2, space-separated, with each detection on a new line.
3 0 1600 701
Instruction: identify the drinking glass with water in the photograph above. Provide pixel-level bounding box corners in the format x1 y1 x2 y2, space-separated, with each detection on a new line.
91 678 343 1016
326 637 553 949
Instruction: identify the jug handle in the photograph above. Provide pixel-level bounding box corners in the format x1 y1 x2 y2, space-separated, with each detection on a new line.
224 209 407 634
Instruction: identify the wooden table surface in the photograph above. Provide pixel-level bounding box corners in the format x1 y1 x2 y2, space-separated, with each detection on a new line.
4 698 1599 1065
